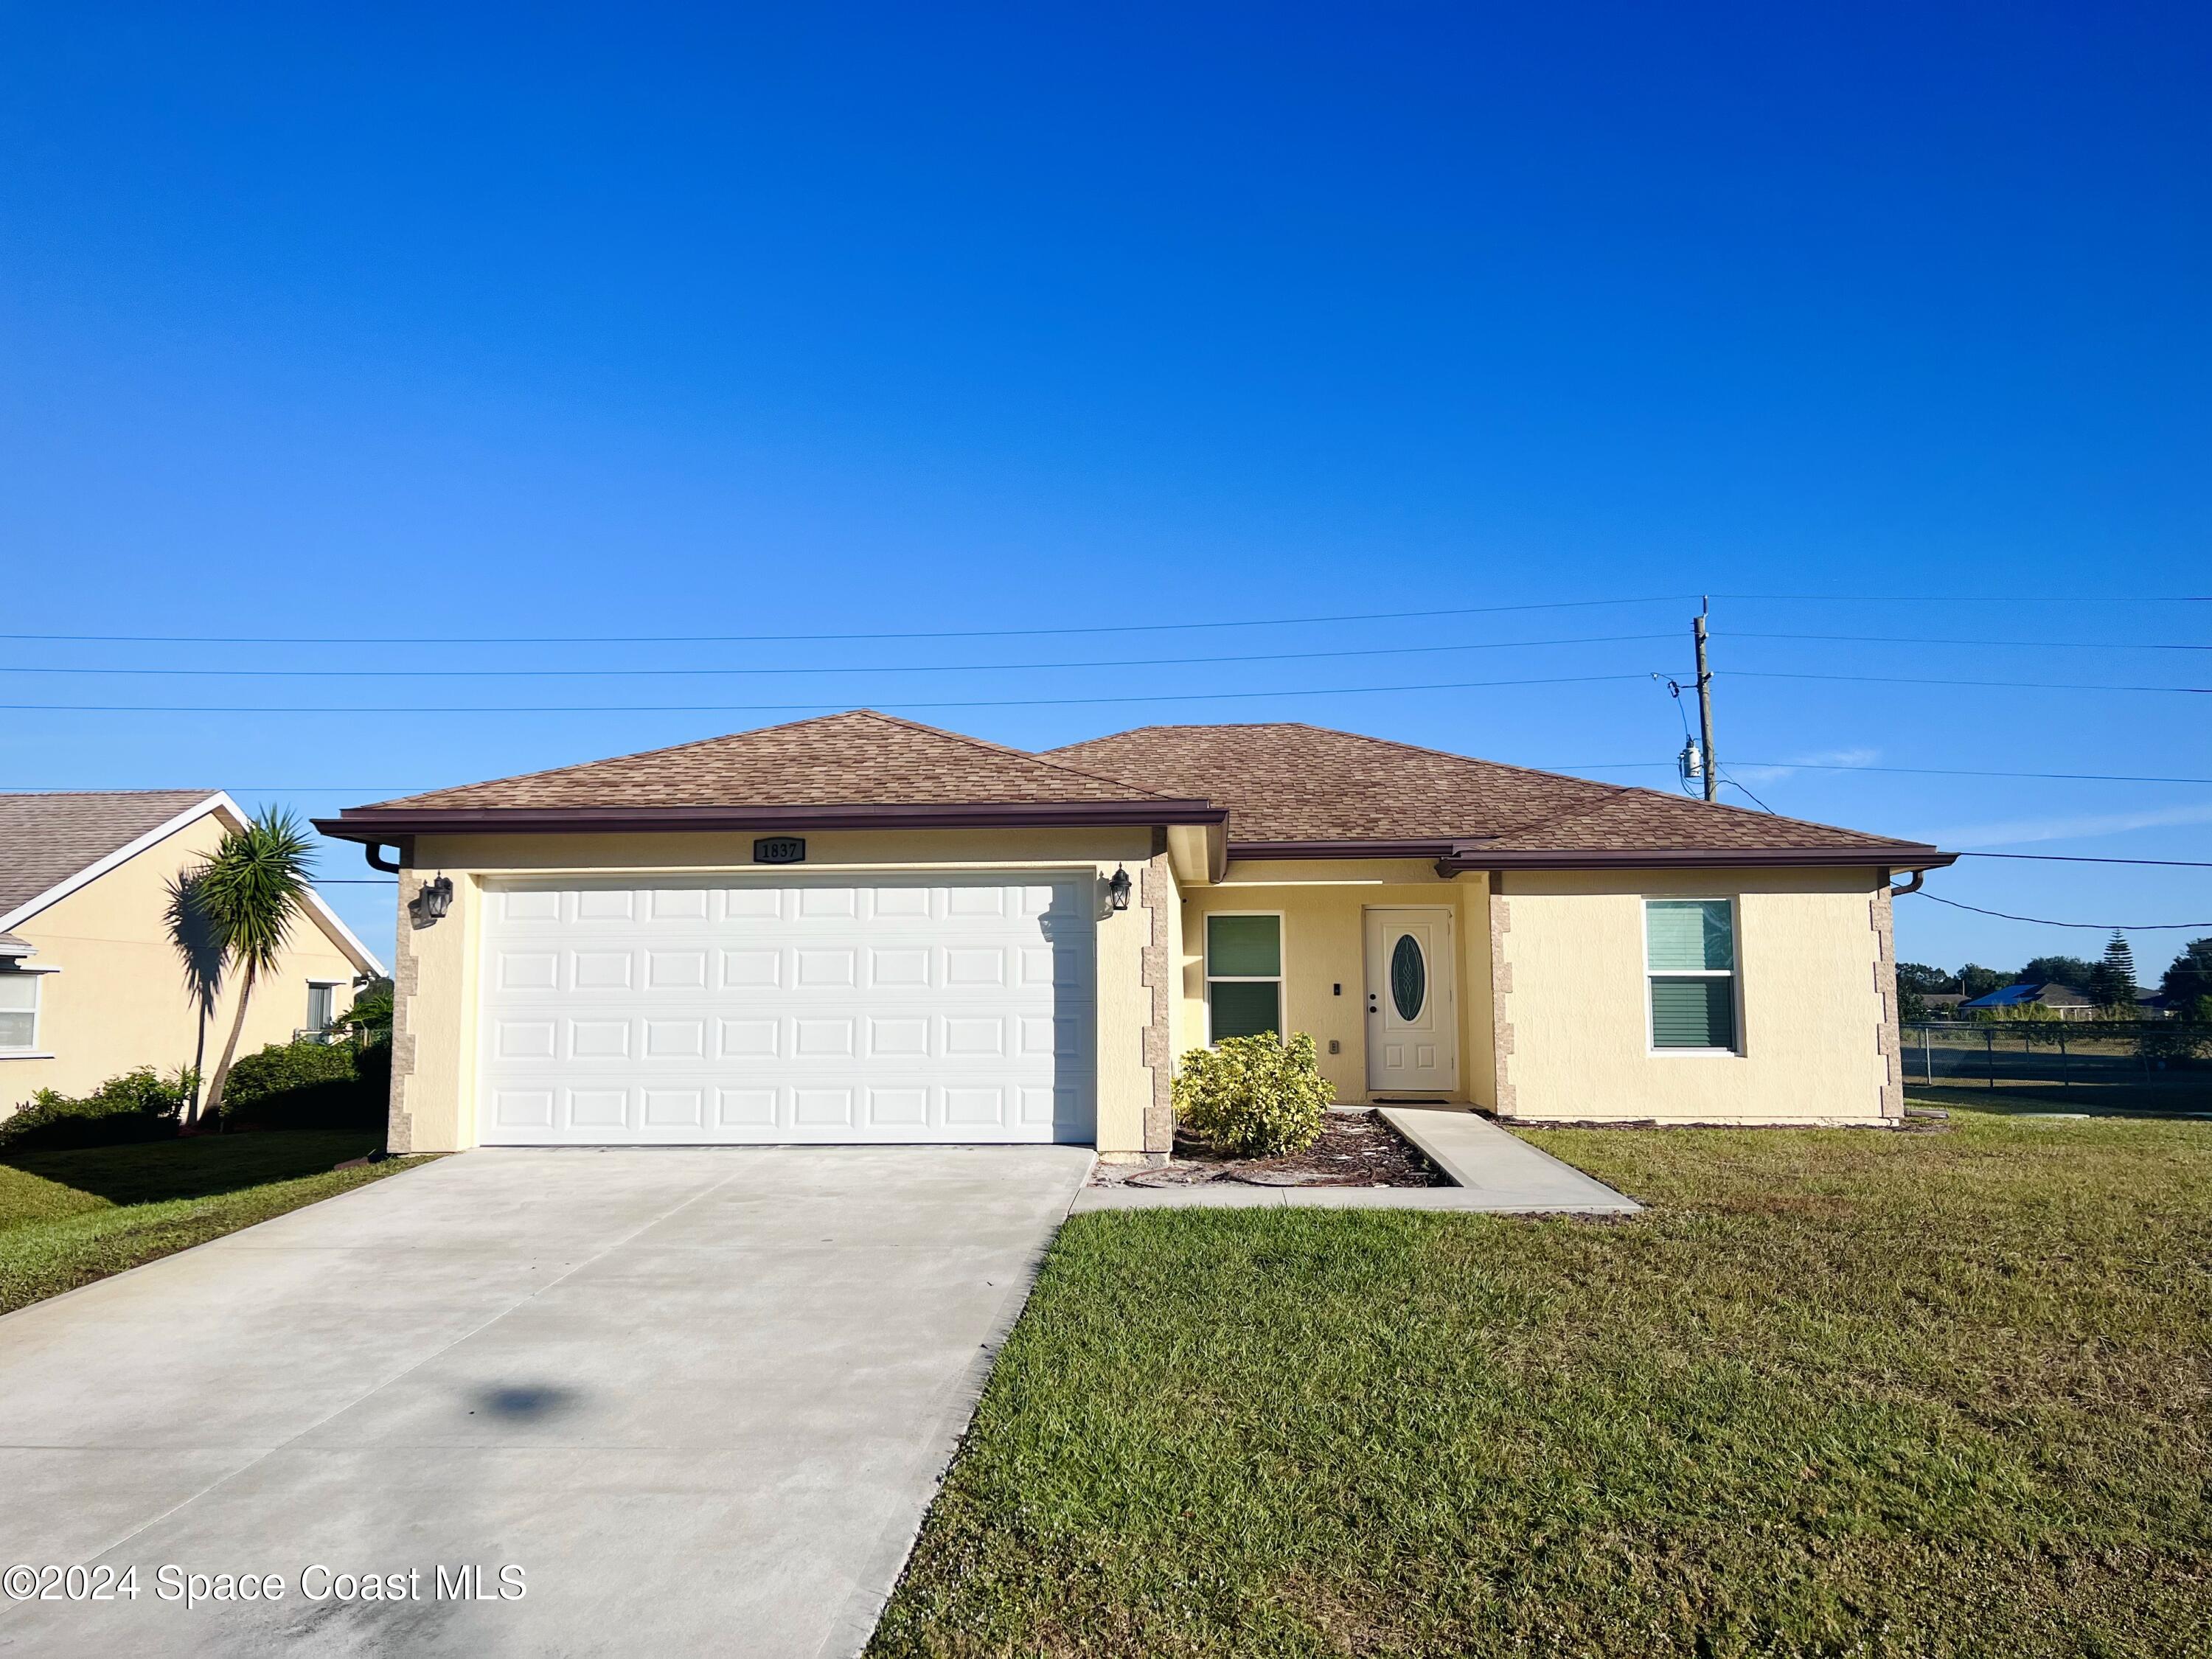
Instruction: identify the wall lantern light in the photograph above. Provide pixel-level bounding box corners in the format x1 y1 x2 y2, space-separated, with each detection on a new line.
411 874 455 927
1107 865 1132 912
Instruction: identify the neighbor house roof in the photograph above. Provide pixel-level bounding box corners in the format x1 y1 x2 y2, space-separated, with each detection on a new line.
1047 723 1946 867
0 790 219 926
316 712 1948 872
0 790 385 975
1961 983 2092 1010
321 711 1223 836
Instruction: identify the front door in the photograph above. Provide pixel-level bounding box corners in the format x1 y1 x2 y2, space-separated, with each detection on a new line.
1363 908 1458 1095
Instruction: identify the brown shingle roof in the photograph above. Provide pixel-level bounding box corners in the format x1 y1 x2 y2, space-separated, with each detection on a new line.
365 711 1179 812
1046 723 1932 856
0 790 217 922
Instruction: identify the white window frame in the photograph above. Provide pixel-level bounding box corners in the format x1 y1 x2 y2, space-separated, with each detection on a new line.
305 978 344 1032
0 966 55 1058
1203 911 1286 1046
1643 897 1743 1057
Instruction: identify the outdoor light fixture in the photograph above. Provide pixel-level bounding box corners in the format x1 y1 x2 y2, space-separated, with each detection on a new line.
1107 865 1132 911
411 874 454 927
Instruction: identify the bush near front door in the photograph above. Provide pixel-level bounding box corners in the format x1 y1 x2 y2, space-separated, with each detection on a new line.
1172 1032 1331 1157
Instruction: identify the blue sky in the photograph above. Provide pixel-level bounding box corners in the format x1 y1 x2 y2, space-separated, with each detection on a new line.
3 2 2206 981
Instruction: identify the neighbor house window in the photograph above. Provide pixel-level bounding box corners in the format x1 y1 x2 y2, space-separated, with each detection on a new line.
1206 914 1283 1042
1646 899 1738 1051
0 972 41 1054
306 982 338 1032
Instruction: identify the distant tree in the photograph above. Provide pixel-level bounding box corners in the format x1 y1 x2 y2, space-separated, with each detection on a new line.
1958 963 2008 1000
2085 931 2139 1011
1898 985 1928 1023
2160 938 2212 1014
1896 962 1956 994
2021 955 2096 991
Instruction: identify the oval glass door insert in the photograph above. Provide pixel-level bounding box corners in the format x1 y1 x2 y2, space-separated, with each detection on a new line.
1389 933 1426 1020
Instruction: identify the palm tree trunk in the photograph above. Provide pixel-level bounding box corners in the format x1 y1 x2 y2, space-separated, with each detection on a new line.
189 1009 209 1123
201 963 257 1131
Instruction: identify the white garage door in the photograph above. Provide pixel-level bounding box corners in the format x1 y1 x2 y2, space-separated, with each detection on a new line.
476 875 1096 1145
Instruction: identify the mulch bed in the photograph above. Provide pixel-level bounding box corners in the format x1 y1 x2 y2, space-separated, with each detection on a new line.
1089 1109 1447 1189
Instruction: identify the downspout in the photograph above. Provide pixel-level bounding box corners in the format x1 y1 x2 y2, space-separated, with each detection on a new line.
1888 869 1924 897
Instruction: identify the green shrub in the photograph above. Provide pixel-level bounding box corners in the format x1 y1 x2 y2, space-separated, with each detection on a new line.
1172 1031 1332 1157
220 1038 357 1109
1 1066 192 1151
2136 1023 2212 1068
218 1038 389 1131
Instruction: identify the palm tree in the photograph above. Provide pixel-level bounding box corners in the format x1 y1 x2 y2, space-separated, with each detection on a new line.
163 867 226 1121
197 807 316 1128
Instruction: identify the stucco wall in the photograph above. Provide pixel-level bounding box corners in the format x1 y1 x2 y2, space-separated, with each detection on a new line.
1492 866 1892 1124
1177 860 1492 1105
2 813 365 1109
389 827 1165 1155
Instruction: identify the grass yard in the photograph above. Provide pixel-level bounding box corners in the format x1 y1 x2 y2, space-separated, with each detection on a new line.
872 1108 2212 1658
0 1132 426 1315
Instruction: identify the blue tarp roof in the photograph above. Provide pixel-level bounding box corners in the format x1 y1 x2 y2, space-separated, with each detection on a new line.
1961 983 2082 1009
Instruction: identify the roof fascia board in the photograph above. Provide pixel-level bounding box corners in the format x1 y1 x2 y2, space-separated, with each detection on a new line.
0 792 231 935
1225 839 1955 872
1436 846 1957 873
313 801 1228 841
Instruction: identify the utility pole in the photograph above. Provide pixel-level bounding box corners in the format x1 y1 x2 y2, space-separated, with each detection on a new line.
1693 598 1717 803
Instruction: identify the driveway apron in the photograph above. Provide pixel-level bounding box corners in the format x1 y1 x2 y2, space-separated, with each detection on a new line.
0 1145 1091 1658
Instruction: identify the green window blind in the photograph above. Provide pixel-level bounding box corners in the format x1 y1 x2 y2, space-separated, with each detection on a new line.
1209 981 1283 1041
1646 900 1737 1050
1649 976 1736 1049
1646 900 1734 971
1207 914 1281 977
1206 915 1283 1042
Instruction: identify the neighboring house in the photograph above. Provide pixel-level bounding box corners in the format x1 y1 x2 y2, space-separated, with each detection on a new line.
313 712 1953 1156
1919 992 1966 1015
0 792 385 1108
1959 982 2098 1020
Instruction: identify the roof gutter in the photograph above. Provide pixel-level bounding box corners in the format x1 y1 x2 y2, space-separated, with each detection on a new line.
312 799 1228 846
1226 839 1956 874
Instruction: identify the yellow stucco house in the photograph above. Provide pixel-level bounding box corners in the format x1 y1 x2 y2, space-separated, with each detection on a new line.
313 712 1952 1158
1 791 384 1110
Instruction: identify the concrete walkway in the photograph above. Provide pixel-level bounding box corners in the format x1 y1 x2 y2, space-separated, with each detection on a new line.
1070 1108 1640 1214
0 1146 1091 1659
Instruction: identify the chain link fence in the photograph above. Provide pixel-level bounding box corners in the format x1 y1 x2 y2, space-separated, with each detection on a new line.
1903 1022 2212 1111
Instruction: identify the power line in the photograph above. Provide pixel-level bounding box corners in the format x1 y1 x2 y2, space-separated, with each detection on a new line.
13 759 2212 792
0 632 1680 681
0 596 1697 647
1714 592 2208 605
1734 630 2211 653
1910 893 2212 931
5 591 2201 651
1733 671 2207 695
1716 760 2212 785
0 670 1674 717
1955 851 2212 869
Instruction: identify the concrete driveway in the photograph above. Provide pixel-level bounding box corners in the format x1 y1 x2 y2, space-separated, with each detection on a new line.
0 1146 1091 1658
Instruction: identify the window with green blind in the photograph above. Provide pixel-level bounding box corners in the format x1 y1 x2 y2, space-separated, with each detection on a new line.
1206 914 1282 1042
1646 899 1738 1051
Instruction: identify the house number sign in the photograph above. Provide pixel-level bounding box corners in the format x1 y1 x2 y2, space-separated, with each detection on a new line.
752 836 807 865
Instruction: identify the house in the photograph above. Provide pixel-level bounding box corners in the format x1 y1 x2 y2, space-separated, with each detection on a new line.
1919 992 1966 1015
312 712 1954 1156
1959 982 2098 1020
1 792 385 1107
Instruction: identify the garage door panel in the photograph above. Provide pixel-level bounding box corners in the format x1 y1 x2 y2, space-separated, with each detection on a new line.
479 875 1096 1144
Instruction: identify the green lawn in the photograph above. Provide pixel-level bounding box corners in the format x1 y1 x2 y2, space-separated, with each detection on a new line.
872 1108 2212 1658
0 1132 428 1315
